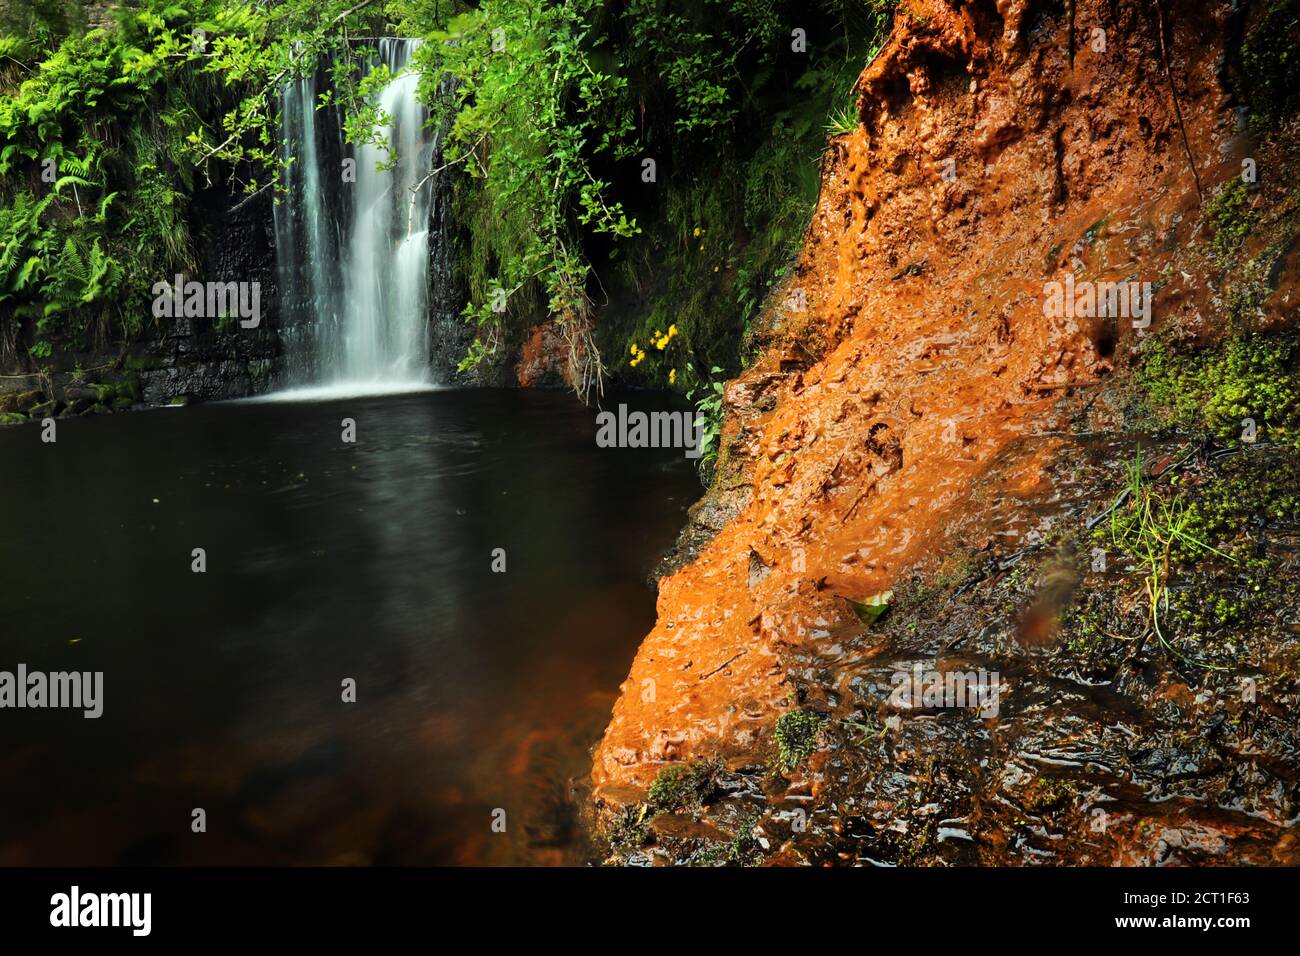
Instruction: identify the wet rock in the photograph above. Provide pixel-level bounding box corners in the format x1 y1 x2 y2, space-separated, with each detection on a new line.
516 322 572 389
28 400 64 419
0 389 43 413
62 385 99 403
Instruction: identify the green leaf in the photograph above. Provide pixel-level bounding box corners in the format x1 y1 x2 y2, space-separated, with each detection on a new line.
847 590 893 626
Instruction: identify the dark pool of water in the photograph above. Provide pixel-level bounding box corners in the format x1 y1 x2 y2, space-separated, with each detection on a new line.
0 388 698 865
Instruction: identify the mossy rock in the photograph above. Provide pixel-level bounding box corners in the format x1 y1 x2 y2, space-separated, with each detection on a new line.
774 709 827 773
93 374 142 406
647 759 722 814
124 355 164 372
121 370 142 403
28 400 63 418
0 389 43 414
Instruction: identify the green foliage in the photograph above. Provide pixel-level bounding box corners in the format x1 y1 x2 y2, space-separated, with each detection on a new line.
686 365 726 477
604 2 891 392
1139 334 1300 446
0 2 81 65
620 0 782 137
773 708 826 773
388 0 637 396
825 101 858 136
0 0 384 359
1240 0 1300 134
2 0 897 394
391 0 894 394
0 20 169 344
1187 448 1300 539
1100 451 1235 666
1095 446 1297 654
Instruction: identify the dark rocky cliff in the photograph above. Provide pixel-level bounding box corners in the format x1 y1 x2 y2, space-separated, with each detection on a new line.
0 181 283 420
133 183 284 405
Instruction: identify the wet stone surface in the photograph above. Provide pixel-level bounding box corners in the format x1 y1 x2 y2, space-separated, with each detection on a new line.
603 438 1300 866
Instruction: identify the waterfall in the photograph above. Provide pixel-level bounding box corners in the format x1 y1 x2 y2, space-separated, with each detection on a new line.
272 39 441 396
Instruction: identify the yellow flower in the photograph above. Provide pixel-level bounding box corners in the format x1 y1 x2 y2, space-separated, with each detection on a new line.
693 227 701 237
669 369 676 384
668 324 677 336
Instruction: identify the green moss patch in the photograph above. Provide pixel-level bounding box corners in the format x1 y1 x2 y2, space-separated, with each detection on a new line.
646 758 722 814
773 709 827 773
1205 180 1255 267
1138 333 1300 446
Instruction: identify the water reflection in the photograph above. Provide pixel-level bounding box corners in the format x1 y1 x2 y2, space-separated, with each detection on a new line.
0 389 697 865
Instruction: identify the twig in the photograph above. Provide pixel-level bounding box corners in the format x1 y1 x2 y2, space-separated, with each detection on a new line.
407 129 488 198
227 180 273 215
700 651 745 681
1153 0 1204 203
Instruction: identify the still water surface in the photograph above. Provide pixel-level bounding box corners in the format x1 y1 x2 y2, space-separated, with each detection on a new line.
0 389 697 864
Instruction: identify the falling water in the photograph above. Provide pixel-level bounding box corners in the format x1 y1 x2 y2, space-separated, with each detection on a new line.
273 39 441 396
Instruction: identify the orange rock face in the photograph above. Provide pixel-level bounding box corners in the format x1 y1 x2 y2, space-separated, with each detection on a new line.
516 322 569 388
593 0 1270 802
